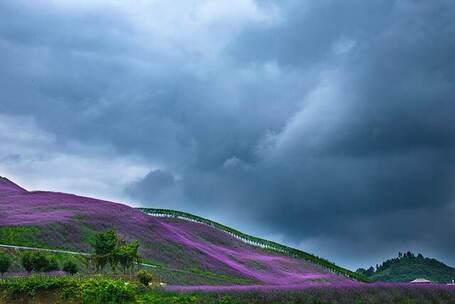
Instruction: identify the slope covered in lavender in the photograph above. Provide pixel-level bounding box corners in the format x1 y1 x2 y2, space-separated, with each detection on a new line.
0 177 352 287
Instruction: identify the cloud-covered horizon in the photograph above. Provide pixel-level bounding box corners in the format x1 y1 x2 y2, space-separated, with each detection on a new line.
1 0 455 269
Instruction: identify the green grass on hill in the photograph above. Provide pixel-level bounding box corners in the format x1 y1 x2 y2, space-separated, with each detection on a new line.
0 226 45 248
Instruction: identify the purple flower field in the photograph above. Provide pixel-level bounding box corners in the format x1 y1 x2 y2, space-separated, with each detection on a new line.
2 176 454 300
0 177 345 288
166 281 455 292
163 283 455 304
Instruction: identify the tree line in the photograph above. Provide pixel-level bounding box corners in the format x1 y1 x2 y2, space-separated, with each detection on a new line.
357 251 430 276
0 251 78 277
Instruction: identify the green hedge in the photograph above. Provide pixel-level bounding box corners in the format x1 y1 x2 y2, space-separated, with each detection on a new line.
0 275 137 303
140 208 370 282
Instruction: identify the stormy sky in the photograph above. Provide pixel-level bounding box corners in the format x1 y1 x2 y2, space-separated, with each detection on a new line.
1 0 455 270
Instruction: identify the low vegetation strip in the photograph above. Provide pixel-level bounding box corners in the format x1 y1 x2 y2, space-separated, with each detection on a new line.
1 276 454 304
0 276 138 303
140 208 370 282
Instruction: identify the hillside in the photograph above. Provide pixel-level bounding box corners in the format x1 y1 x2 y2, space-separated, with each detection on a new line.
0 177 363 288
357 251 455 283
140 208 367 281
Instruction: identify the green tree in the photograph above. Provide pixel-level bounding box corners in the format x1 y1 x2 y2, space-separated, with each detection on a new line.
93 230 118 255
0 253 11 277
90 229 141 273
137 269 154 287
31 252 50 272
21 252 59 272
62 260 78 275
116 240 140 274
46 256 59 272
21 252 34 272
366 266 375 276
91 230 119 272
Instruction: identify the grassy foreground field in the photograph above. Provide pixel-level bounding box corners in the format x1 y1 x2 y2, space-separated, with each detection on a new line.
1 275 455 304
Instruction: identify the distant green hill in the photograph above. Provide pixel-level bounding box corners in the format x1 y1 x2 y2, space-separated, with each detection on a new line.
357 251 455 283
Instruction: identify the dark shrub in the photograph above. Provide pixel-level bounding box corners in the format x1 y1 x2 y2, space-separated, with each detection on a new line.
0 253 11 276
63 260 79 275
30 252 50 272
21 252 59 272
46 256 60 272
137 269 154 287
21 252 34 272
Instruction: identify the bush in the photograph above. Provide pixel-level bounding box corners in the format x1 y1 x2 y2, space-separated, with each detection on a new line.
79 278 137 304
0 253 11 276
47 256 60 272
20 252 59 272
21 252 34 272
137 269 154 287
31 252 50 272
0 275 77 296
1 276 137 303
63 260 79 275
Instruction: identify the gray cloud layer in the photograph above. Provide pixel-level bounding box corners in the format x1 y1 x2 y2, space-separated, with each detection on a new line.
1 0 455 269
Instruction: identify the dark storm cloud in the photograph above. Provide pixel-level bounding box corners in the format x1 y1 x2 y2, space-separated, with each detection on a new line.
125 170 184 210
232 0 393 67
1 0 455 269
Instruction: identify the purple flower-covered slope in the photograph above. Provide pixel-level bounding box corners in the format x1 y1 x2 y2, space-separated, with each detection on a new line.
0 177 27 194
0 177 348 287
